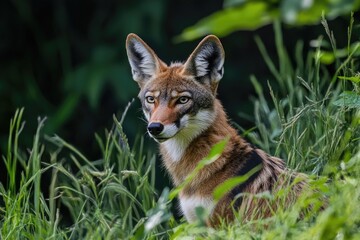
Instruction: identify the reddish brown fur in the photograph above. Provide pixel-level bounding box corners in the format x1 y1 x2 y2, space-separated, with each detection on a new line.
160 99 306 226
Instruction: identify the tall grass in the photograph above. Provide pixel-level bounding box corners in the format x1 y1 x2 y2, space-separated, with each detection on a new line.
0 105 171 239
1 16 359 239
246 18 359 175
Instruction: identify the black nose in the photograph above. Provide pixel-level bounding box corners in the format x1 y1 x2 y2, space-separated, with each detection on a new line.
147 122 164 136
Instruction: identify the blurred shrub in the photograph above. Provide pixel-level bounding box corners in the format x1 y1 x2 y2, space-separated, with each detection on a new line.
0 0 167 152
176 0 360 41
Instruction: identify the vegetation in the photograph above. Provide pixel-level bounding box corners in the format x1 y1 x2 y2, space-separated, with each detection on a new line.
176 0 360 41
1 12 359 239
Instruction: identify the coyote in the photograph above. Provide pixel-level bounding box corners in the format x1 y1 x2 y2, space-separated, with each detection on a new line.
125 33 306 226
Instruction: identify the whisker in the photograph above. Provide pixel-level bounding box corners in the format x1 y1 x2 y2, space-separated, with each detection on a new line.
138 116 148 124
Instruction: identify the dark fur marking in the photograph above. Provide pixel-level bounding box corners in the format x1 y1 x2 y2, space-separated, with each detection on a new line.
266 164 278 193
129 43 147 80
174 118 181 128
203 44 219 75
194 76 206 84
230 150 263 209
130 43 144 65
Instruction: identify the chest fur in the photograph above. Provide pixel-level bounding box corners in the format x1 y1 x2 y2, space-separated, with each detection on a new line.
179 195 215 222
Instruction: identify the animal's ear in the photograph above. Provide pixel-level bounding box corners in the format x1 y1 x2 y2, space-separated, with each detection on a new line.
182 35 225 92
126 33 166 87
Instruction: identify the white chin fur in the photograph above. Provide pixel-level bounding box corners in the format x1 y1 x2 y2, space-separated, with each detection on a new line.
148 123 178 142
160 124 179 138
161 109 215 162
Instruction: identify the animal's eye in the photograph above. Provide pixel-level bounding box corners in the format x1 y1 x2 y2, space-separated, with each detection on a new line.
146 96 155 104
177 96 190 104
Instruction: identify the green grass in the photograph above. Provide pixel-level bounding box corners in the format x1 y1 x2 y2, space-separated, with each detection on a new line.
246 18 359 176
1 17 359 239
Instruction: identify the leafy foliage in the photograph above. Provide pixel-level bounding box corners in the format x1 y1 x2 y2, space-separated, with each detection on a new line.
333 91 360 108
177 0 360 41
0 0 167 151
237 15 360 175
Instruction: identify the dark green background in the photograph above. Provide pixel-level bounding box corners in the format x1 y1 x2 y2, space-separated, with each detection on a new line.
0 0 356 185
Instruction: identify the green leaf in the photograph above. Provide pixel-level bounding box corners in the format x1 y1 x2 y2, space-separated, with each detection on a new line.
345 149 360 172
195 206 208 226
338 76 360 83
291 1 329 25
318 51 336 64
213 164 262 201
205 137 229 164
144 188 172 233
281 0 306 24
175 2 274 42
316 41 360 64
333 91 360 108
169 138 229 200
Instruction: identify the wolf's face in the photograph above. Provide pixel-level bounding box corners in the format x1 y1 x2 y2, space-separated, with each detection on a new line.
126 34 225 144
138 68 216 143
